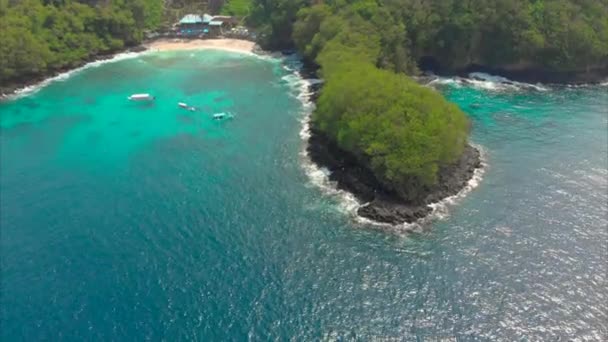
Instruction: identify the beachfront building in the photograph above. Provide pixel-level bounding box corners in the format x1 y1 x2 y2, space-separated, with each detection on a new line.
210 15 239 27
177 14 204 36
174 13 237 38
208 20 224 35
208 15 237 35
202 14 214 25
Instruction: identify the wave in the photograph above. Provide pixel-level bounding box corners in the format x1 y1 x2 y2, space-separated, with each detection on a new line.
351 147 487 233
429 72 550 92
5 51 145 100
278 62 360 215
427 146 487 219
287 61 486 232
4 48 284 101
277 60 364 219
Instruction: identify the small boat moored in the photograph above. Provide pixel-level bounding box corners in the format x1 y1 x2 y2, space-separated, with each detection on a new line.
213 112 234 120
179 102 197 111
128 93 155 101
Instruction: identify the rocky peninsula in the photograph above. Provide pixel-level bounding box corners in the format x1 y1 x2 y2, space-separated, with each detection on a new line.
299 56 484 226
306 118 482 225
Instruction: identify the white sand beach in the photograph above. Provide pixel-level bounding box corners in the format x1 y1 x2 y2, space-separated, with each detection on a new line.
145 38 257 55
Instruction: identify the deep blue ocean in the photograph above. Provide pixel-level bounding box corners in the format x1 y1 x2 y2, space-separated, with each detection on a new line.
1 51 606 340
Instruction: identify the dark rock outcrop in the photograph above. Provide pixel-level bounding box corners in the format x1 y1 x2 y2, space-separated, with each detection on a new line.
302 62 482 225
306 126 482 225
129 45 148 53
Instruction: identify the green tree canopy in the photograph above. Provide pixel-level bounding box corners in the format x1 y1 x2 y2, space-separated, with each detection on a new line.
0 0 164 85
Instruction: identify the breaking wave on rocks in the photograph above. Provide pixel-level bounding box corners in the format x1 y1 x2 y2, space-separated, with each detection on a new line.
428 72 550 92
285 60 486 231
280 60 364 219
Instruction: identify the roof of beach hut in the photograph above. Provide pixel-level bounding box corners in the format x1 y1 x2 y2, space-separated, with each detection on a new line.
179 14 203 25
203 14 214 24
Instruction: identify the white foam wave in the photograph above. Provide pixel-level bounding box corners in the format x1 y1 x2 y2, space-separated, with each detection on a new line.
279 64 364 218
427 145 487 220
290 62 486 231
468 72 549 91
5 51 145 100
468 72 512 83
428 77 463 89
248 51 283 63
564 82 608 90
429 72 549 92
3 48 286 101
351 146 487 232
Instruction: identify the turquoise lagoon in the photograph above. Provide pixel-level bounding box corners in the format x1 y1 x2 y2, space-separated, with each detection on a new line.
1 50 606 340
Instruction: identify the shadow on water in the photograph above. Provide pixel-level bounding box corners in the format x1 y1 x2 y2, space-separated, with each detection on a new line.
1 114 92 159
85 130 103 144
23 99 40 109
177 114 196 125
84 97 96 105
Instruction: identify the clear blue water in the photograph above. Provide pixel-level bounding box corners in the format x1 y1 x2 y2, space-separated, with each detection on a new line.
1 51 606 340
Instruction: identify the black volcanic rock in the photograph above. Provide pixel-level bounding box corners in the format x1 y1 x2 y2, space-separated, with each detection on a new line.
129 45 148 53
358 201 432 224
306 122 482 225
303 75 483 225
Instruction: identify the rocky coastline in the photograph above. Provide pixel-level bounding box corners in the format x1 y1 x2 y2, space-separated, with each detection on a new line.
431 64 608 85
465 65 608 85
302 62 483 225
306 125 482 225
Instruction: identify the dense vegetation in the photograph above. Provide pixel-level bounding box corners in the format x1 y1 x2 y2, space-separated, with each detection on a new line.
0 0 164 85
315 60 469 199
1 0 606 200
220 0 252 17
245 0 608 200
252 0 608 73
0 1 250 86
297 2 470 199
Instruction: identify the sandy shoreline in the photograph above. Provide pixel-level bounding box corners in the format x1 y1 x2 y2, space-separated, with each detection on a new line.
144 38 258 55
0 38 260 99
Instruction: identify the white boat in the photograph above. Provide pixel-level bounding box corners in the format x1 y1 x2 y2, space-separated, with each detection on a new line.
178 102 197 111
128 93 154 101
213 112 233 120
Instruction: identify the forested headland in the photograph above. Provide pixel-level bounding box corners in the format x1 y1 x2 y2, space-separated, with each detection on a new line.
251 0 608 80
1 0 607 222
0 0 229 89
2 0 606 87
0 0 157 86
248 0 607 222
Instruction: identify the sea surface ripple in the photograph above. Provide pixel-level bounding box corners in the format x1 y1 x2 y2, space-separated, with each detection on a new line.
1 52 606 341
